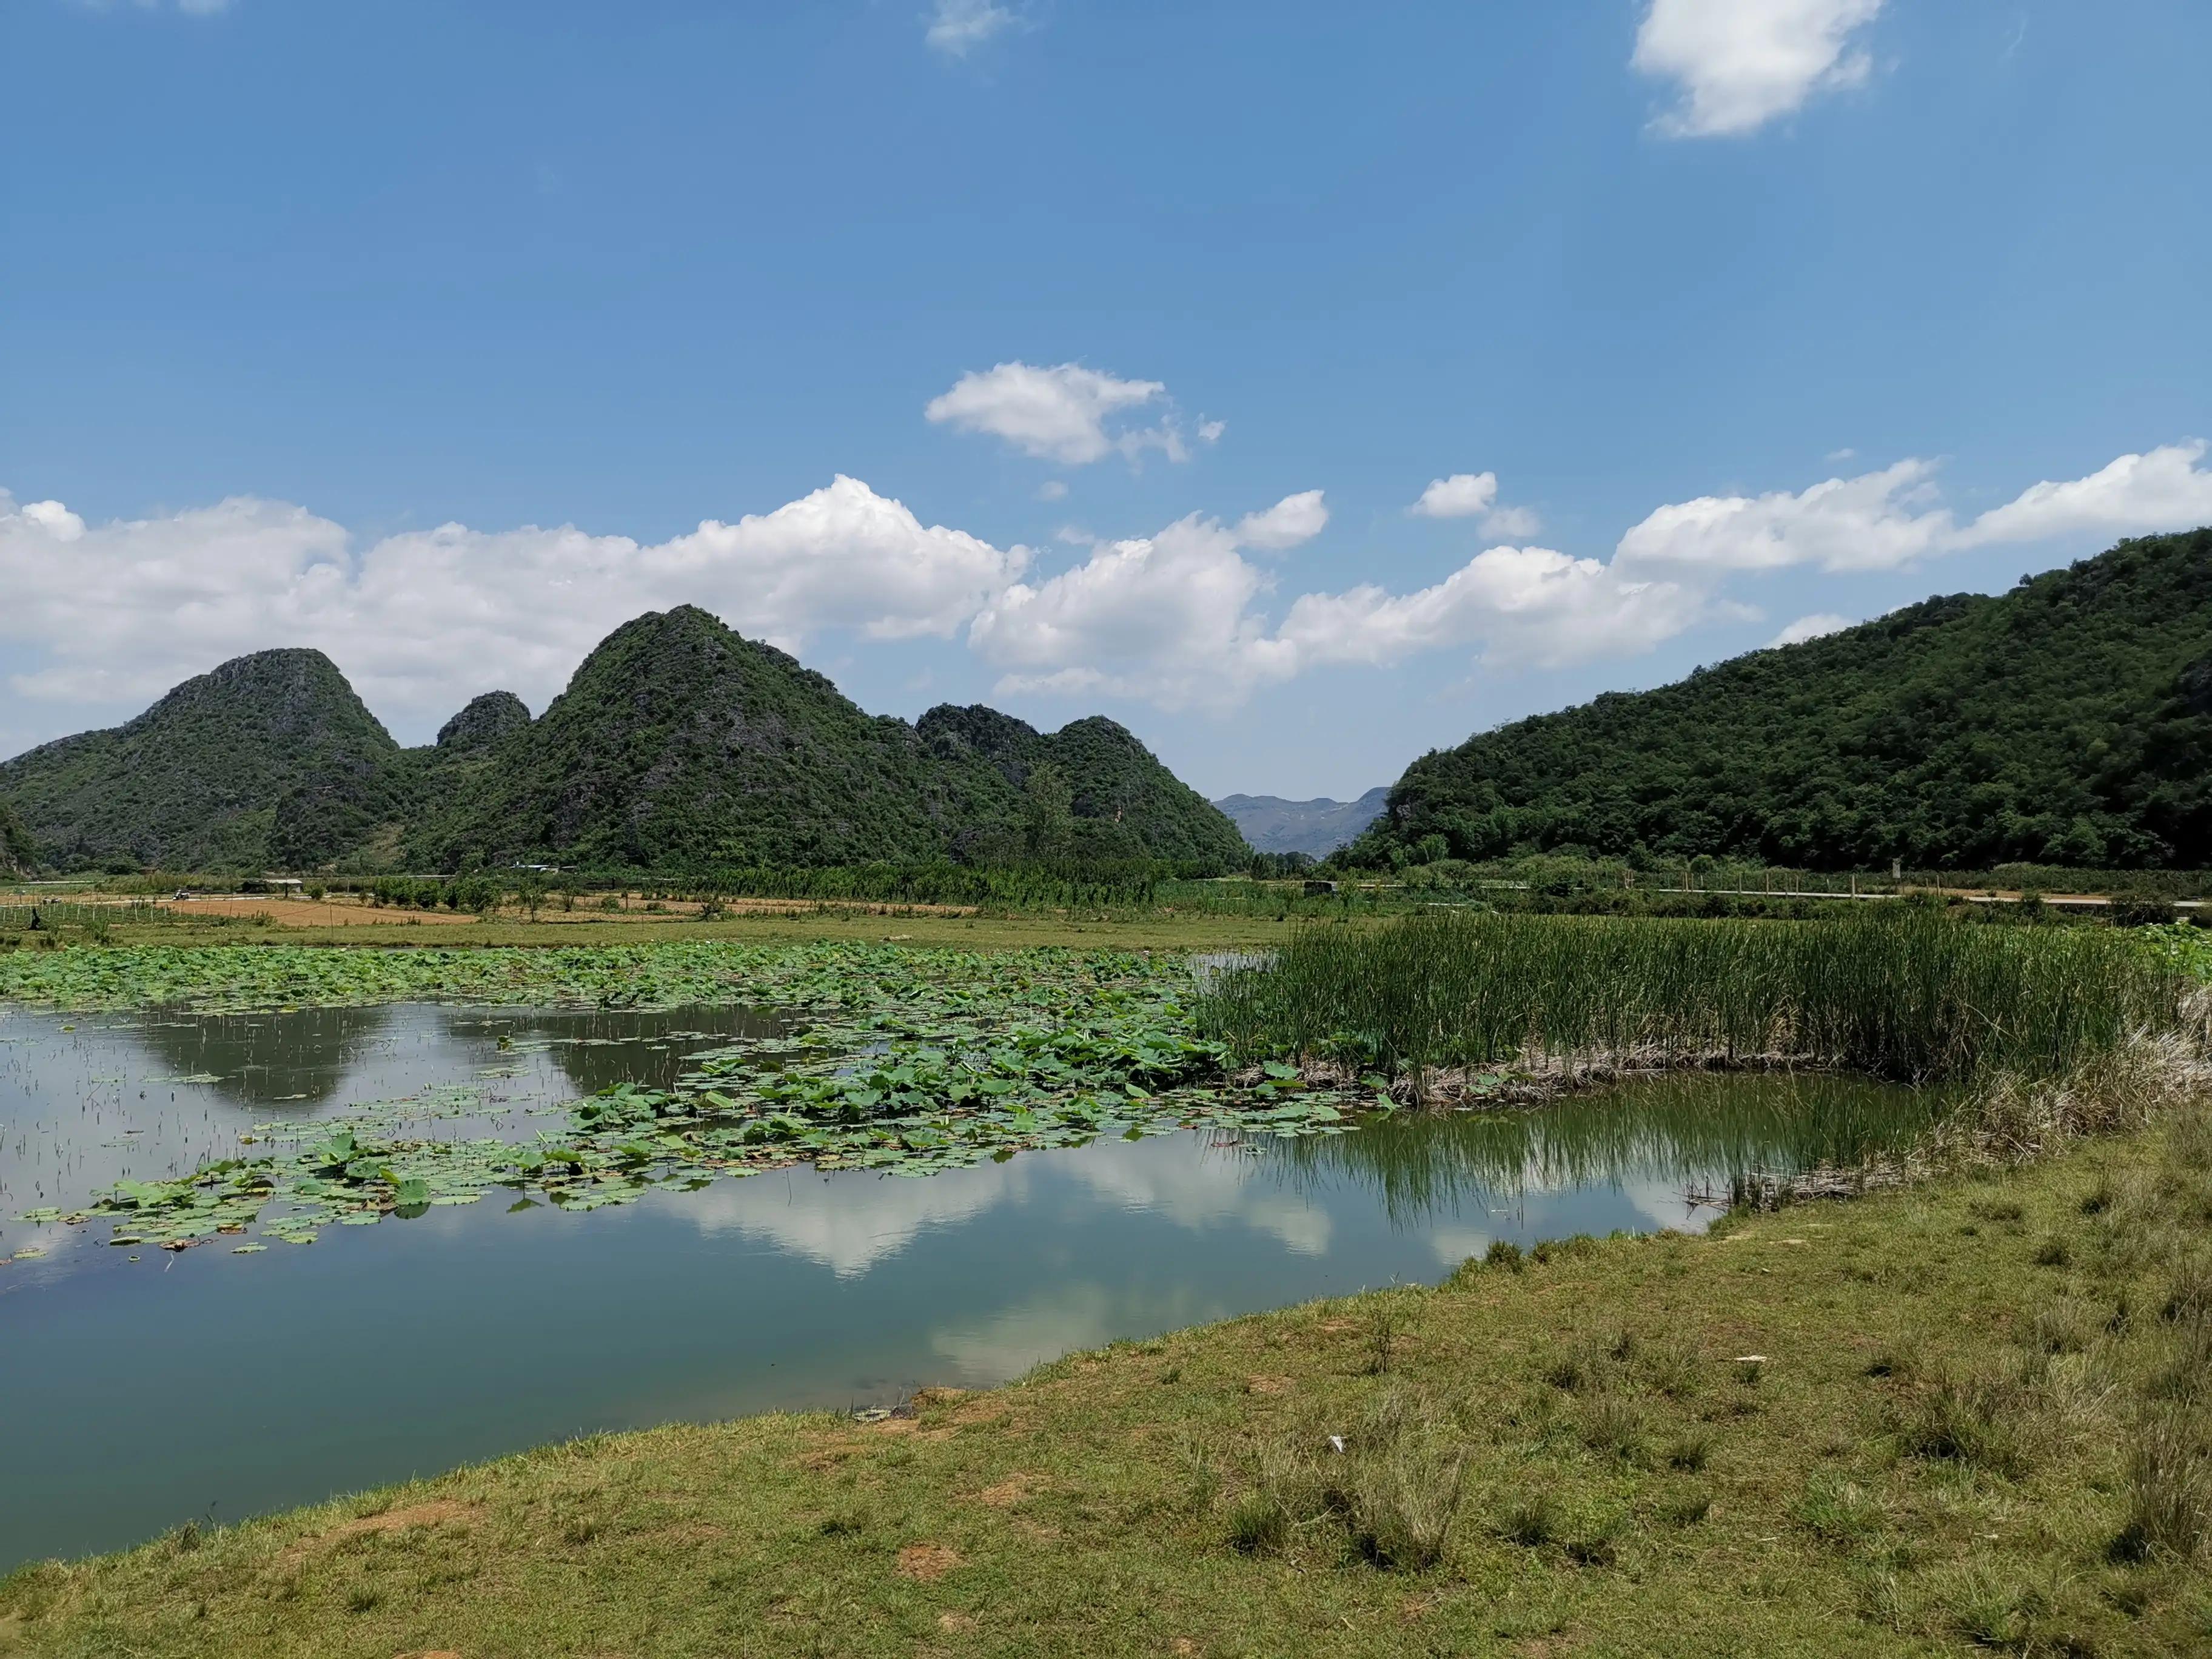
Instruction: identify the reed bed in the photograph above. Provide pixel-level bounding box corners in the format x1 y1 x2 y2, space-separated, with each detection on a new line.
1196 908 2192 1086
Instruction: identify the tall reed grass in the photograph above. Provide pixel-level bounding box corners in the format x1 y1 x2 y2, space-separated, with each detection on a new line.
1196 908 2191 1085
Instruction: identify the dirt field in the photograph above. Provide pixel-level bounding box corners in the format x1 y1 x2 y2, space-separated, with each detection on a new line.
153 898 477 927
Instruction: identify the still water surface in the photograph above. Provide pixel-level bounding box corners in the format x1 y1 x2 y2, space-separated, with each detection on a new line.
0 1004 1938 1569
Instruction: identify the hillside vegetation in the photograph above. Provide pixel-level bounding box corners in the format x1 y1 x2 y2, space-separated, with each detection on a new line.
0 650 413 873
1358 528 2212 871
0 608 1245 876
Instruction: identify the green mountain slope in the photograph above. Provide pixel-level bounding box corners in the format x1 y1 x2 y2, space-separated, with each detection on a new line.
1360 528 2212 871
917 705 1248 865
413 607 1008 869
0 649 413 872
0 611 1248 875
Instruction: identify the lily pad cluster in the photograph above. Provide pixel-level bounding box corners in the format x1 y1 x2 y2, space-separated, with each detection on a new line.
11 943 1389 1253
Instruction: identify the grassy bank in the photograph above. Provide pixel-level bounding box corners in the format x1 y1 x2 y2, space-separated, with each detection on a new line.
8 1090 2212 1655
1201 908 2191 1087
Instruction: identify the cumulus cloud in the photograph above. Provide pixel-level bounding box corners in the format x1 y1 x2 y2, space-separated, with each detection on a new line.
924 361 1211 466
1615 458 1949 572
1275 549 1703 674
1233 490 1329 552
925 0 1017 58
970 515 1289 709
1633 0 1885 138
971 499 1700 711
1411 472 1500 519
1769 612 1853 648
1953 441 2212 548
1618 443 2212 574
0 478 1024 733
1409 471 1541 538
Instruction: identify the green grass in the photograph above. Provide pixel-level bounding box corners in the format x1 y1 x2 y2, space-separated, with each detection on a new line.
1200 906 2191 1085
8 1102 2212 1655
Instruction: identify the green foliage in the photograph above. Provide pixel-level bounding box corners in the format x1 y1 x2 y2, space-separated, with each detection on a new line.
1198 907 2188 1084
0 799 37 875
0 649 414 873
0 608 1247 877
1358 529 2212 870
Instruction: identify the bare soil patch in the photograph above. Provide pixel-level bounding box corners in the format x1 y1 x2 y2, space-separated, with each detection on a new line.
896 1543 962 1581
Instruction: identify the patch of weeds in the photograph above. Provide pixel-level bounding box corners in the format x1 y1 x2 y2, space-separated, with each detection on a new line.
1563 1518 1624 1569
1865 1345 1916 1381
1483 1239 1525 1273
1225 1491 1288 1557
2110 1405 2212 1564
2082 1167 2119 1215
2029 1298 2103 1355
1664 1428 1712 1473
1732 1355 1766 1387
1941 1564 2049 1648
1655 1486 1711 1527
1637 1335 1701 1398
1793 1473 1885 1545
343 1584 381 1615
1543 1328 1627 1394
1900 1373 2031 1479
1362 1298 1404 1376
1496 1491 1558 1548
2033 1235 2074 1268
1531 1234 1600 1267
816 1506 870 1537
1336 1447 1470 1570
2162 1256 2212 1329
560 1515 599 1546
1577 1395 1649 1466
2150 1319 2212 1405
1971 1199 2028 1224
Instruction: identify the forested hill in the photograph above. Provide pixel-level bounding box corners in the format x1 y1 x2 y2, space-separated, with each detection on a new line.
0 608 1249 874
1357 528 2212 871
0 649 413 873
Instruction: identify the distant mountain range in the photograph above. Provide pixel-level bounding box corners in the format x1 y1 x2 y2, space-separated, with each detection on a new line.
1213 788 1390 857
1359 528 2212 870
0 606 1248 875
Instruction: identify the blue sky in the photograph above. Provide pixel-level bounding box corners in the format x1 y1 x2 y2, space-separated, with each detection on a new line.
5 0 2210 799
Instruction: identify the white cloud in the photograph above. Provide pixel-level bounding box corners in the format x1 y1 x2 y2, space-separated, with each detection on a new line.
1410 472 1498 519
1633 0 1885 138
1768 612 1853 647
1481 503 1544 539
1275 548 1703 674
1616 458 1950 572
972 509 1701 711
1233 489 1329 552
1618 443 2212 575
1410 471 1540 538
0 478 1024 734
970 515 1290 709
925 0 1016 58
1034 479 1068 502
1954 441 2212 548
924 361 1203 466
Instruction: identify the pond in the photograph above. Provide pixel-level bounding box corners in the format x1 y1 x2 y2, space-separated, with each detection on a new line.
0 1002 1942 1570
